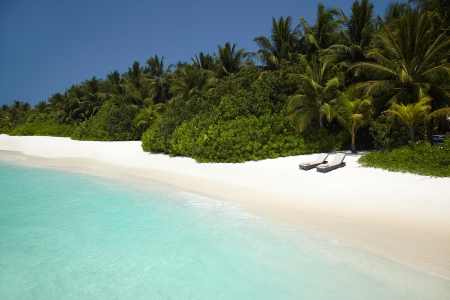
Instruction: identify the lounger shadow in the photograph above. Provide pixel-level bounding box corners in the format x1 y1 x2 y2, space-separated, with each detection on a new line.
299 153 329 170
316 153 346 173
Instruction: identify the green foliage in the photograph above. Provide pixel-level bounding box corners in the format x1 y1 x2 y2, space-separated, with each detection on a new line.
1 108 73 137
4 3 449 168
288 54 344 131
170 113 336 163
369 114 409 150
8 123 75 137
71 98 139 141
140 64 318 162
358 140 450 177
253 16 302 69
141 116 176 153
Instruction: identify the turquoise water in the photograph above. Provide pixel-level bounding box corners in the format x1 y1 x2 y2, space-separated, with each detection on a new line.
0 160 449 299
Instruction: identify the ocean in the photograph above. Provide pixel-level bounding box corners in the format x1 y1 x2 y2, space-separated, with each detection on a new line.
0 160 449 299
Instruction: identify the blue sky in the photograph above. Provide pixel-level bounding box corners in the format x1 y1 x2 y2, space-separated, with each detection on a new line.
0 0 392 107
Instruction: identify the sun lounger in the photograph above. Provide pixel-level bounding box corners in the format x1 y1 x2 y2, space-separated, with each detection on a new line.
316 153 346 173
299 153 329 170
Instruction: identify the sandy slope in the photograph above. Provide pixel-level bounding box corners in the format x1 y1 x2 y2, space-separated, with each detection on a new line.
1 134 449 278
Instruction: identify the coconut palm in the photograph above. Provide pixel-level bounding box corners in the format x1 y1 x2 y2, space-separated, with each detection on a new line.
253 16 301 69
54 86 85 125
383 2 407 24
170 64 216 102
142 55 173 104
35 101 49 113
298 2 344 54
105 70 126 95
80 77 107 119
323 85 373 152
11 100 30 111
191 52 216 71
412 0 450 30
288 54 344 131
350 5 450 110
1 107 20 129
134 100 168 133
346 0 375 49
328 0 375 75
213 42 252 77
124 61 144 89
384 96 450 143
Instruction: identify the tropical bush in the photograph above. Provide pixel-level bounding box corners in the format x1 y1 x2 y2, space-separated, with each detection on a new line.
369 114 409 150
170 114 337 163
358 140 450 177
71 99 139 141
9 123 75 137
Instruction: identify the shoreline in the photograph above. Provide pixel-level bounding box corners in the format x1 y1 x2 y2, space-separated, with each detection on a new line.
1 134 449 279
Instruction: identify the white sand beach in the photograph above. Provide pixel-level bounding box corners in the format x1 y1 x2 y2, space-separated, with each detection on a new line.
1 134 449 278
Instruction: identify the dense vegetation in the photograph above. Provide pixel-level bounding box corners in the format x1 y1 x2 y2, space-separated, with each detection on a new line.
359 139 450 177
1 1 449 169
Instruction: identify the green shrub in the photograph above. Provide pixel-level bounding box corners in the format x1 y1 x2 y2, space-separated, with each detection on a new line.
140 62 336 162
8 123 75 137
72 99 139 141
169 114 337 163
141 118 167 153
369 115 411 150
358 139 450 177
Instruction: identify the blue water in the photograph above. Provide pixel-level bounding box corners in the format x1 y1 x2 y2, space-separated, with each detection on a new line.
0 160 449 299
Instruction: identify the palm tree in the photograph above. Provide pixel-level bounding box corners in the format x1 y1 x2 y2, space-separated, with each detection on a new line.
384 96 450 143
328 0 375 78
170 64 216 102
124 61 144 89
346 0 375 49
323 85 373 152
412 0 450 31
105 70 126 95
55 85 85 125
142 55 173 104
0 101 31 130
12 100 30 111
80 77 107 119
35 101 49 113
350 5 450 110
134 100 167 133
288 54 344 131
253 16 301 69
383 2 407 24
298 2 344 54
191 52 216 71
214 42 252 77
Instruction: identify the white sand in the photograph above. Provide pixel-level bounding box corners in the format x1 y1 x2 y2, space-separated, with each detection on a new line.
1 134 449 278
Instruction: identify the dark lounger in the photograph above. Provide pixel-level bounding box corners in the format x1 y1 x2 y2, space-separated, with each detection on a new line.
299 153 329 170
316 153 346 173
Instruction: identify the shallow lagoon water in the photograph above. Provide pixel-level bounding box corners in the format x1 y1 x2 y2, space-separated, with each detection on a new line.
0 160 449 299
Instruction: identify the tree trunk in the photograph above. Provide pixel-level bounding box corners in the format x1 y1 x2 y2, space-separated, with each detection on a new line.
351 133 357 153
409 126 415 145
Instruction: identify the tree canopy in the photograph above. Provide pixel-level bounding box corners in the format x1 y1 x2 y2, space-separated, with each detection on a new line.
2 1 449 161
